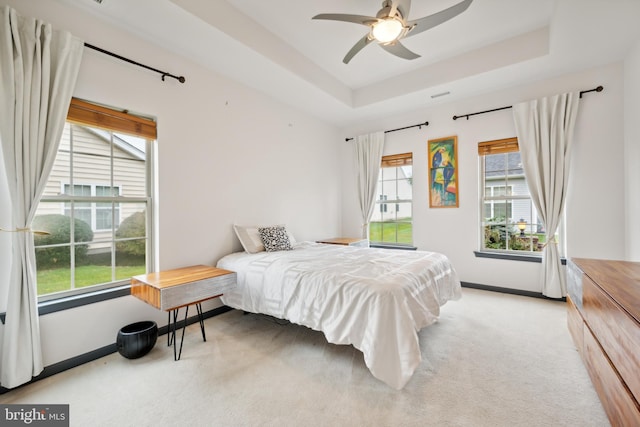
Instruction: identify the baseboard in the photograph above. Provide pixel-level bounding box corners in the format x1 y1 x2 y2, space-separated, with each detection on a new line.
0 305 233 395
461 281 566 301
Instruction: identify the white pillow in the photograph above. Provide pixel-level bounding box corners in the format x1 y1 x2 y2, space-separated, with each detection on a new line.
233 224 296 253
233 225 266 254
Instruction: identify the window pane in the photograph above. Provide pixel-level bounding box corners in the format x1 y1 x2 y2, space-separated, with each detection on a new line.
95 206 113 230
480 140 560 255
115 204 147 279
397 178 412 200
116 240 146 280
484 218 507 250
35 247 72 295
76 241 113 287
396 222 413 245
369 222 383 242
385 180 398 200
380 222 398 244
116 205 147 242
506 152 524 177
36 118 152 298
395 202 411 220
96 185 119 197
72 126 112 193
374 221 413 245
491 201 511 220
371 159 413 245
484 154 505 175
33 202 94 295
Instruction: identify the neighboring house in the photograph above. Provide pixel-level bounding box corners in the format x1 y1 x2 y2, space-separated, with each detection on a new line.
38 122 146 253
484 153 540 232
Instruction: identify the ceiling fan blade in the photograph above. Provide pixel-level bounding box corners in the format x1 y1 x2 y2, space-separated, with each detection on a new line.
312 13 378 26
392 0 412 19
343 35 373 64
405 0 473 38
381 41 420 60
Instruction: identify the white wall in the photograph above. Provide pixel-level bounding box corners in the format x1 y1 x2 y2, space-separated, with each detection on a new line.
0 0 342 367
341 62 627 293
624 40 640 261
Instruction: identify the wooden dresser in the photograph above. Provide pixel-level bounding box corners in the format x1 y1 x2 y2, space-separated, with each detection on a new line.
567 258 640 426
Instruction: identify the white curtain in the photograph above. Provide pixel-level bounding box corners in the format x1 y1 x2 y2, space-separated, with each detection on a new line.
352 132 385 239
512 92 579 298
0 6 83 388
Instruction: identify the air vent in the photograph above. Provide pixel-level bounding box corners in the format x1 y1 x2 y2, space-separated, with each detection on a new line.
431 91 450 99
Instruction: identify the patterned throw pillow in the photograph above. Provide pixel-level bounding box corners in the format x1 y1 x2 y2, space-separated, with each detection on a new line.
258 226 293 252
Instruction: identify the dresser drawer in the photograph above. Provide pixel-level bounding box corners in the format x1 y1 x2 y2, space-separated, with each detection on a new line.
583 276 640 404
583 325 640 426
567 296 584 359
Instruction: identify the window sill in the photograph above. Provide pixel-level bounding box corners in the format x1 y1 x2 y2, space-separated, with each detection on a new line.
0 285 131 324
474 250 566 265
370 243 417 251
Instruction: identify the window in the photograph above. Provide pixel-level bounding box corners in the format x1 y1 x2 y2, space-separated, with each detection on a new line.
479 137 558 254
484 185 513 219
33 98 156 299
63 184 121 231
370 152 413 246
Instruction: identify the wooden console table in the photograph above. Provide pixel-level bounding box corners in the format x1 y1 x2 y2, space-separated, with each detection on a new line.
567 258 640 425
316 237 369 247
131 265 236 360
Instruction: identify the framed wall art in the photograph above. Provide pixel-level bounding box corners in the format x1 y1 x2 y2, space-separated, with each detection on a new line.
428 136 459 208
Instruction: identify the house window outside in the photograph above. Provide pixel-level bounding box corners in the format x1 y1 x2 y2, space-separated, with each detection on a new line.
379 195 388 213
479 137 557 254
370 152 413 246
34 98 155 300
484 185 513 219
63 184 121 231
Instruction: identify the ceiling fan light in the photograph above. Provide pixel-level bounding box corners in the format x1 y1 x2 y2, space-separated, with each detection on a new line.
371 18 403 43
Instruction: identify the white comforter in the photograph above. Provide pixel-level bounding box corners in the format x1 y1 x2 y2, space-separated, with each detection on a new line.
216 241 462 389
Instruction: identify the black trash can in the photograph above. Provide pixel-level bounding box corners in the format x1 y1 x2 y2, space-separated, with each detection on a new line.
116 320 158 359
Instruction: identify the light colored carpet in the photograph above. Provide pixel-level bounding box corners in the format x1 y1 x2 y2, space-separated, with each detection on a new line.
0 288 609 427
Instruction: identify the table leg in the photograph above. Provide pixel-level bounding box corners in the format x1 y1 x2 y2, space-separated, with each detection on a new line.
167 308 188 361
167 311 172 347
167 304 207 361
171 309 179 360
196 303 206 342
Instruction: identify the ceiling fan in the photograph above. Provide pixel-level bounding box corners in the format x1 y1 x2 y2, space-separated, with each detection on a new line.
312 0 473 64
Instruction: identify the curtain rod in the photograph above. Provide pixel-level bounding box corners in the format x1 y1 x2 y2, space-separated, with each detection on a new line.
452 85 603 121
345 121 429 142
84 43 186 84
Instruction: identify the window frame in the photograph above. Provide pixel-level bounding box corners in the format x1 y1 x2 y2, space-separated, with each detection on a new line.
370 152 413 247
35 98 156 303
478 137 565 257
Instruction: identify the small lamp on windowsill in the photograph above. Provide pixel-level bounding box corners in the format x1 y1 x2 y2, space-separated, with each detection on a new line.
517 219 526 237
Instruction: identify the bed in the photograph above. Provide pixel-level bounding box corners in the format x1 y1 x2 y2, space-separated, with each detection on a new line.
216 239 461 389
